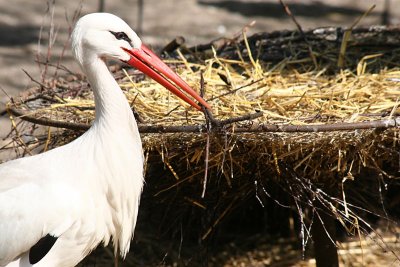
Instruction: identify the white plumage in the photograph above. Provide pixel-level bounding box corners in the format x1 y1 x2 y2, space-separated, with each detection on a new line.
0 13 209 267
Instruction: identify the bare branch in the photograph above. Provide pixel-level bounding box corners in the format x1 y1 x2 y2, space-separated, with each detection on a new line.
279 0 318 67
22 69 50 90
7 106 400 134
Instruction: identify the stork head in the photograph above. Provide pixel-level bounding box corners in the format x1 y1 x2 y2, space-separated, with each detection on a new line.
72 13 210 110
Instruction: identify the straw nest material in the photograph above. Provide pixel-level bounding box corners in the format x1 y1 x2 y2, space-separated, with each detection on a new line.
6 27 400 180
3 25 400 265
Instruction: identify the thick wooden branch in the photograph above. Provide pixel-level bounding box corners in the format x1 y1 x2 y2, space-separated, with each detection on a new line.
7 107 400 134
234 119 400 133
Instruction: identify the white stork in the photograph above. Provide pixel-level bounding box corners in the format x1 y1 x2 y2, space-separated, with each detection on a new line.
0 13 210 267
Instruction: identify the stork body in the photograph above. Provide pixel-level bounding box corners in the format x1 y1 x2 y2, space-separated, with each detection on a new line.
0 13 209 267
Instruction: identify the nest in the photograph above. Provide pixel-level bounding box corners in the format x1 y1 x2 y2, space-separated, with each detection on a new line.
3 25 400 265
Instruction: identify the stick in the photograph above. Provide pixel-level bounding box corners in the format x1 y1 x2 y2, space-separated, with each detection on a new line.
161 36 186 54
201 72 210 198
8 106 400 134
234 119 400 133
207 78 263 102
8 107 89 131
219 110 263 125
53 4 82 78
22 69 50 90
279 0 318 68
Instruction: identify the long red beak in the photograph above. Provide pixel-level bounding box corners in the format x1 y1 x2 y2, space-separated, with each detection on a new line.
123 44 210 111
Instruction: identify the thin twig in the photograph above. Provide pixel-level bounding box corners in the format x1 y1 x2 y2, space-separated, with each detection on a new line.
200 72 210 198
0 86 11 116
41 0 58 85
207 78 263 102
279 0 304 36
279 0 317 68
202 130 210 198
54 3 82 77
35 60 76 75
219 110 263 125
8 107 89 131
22 69 50 90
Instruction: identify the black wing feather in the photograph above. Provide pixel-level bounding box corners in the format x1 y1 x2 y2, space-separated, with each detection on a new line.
29 234 58 264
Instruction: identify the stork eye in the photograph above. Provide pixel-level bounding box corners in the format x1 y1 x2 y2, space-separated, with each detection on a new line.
110 31 132 44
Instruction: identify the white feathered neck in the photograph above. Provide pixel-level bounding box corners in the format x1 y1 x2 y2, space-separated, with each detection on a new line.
75 51 144 258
